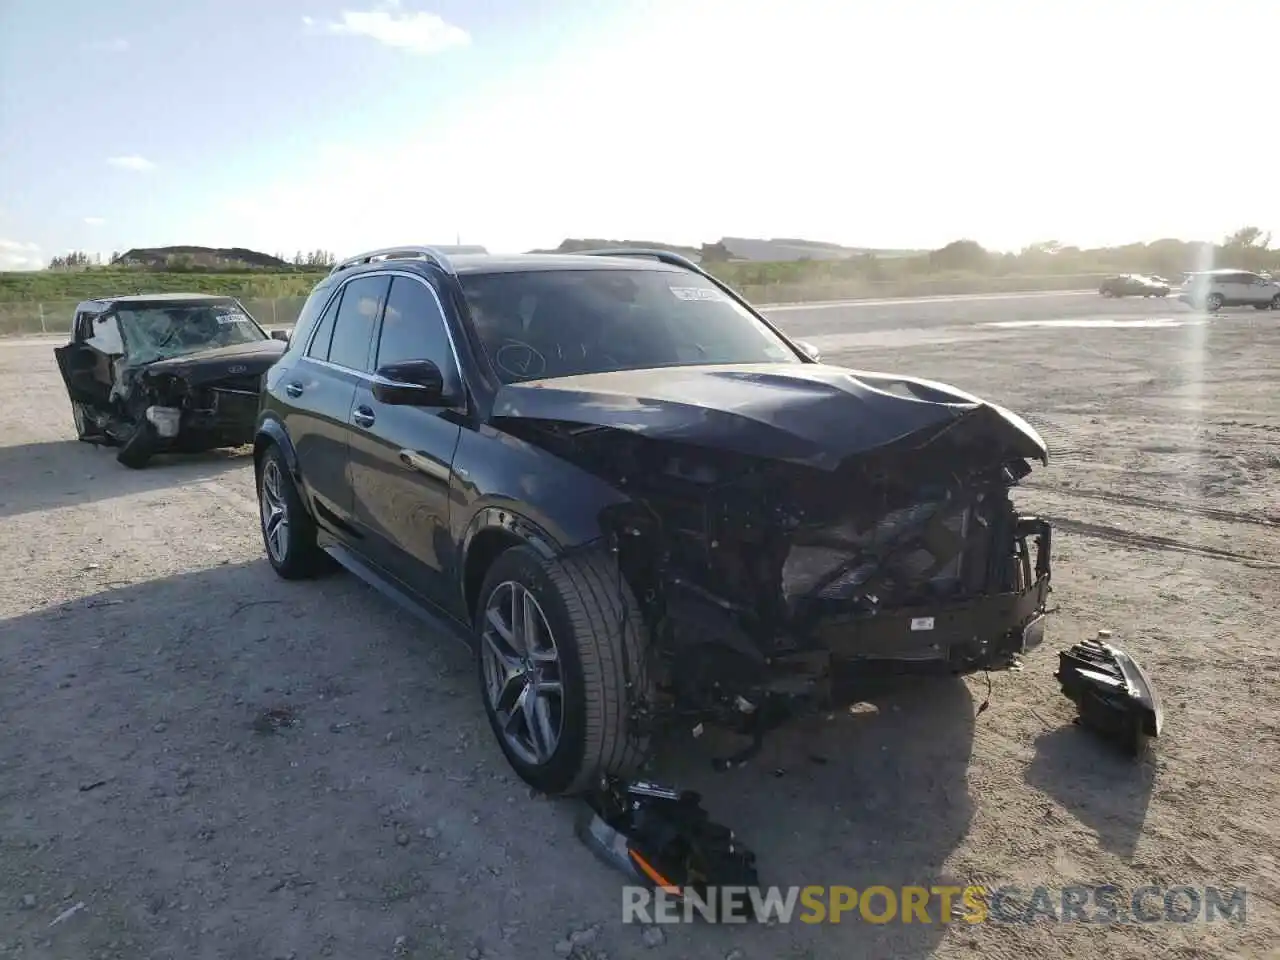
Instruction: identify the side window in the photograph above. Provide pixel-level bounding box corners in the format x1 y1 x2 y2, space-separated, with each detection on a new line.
305 289 344 360
375 277 457 374
288 284 332 354
327 275 391 372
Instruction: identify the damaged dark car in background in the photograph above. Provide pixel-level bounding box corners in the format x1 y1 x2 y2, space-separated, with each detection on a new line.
253 246 1066 803
55 294 290 468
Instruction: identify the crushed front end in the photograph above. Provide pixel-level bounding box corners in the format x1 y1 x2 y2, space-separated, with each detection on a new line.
517 401 1054 746
124 367 264 449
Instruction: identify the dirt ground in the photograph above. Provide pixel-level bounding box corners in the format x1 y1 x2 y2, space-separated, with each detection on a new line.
1 293 1277 960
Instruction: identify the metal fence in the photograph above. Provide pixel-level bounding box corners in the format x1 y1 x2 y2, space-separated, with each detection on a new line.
0 274 1111 338
0 296 312 337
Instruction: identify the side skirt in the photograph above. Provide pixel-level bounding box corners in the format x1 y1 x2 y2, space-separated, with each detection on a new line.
320 540 476 652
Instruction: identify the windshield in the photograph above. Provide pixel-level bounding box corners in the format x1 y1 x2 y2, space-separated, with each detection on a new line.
459 268 803 383
115 301 268 363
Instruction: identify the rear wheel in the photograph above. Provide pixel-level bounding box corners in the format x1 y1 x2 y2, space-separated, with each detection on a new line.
1271 294 1280 310
474 544 650 796
257 444 328 579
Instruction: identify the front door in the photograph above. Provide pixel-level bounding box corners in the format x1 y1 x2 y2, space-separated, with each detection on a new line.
1246 274 1274 305
347 274 465 606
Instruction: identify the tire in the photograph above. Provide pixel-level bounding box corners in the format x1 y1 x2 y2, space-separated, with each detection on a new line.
1205 293 1224 312
256 443 328 579
474 543 651 796
115 421 156 469
1271 294 1280 310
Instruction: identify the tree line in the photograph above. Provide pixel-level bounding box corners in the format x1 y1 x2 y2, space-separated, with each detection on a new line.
46 249 337 272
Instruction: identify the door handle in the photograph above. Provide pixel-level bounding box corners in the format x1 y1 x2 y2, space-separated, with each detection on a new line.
352 406 376 428
399 449 450 482
285 381 304 398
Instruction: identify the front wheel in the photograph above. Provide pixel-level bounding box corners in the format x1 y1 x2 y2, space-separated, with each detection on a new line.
1205 293 1225 312
116 421 156 469
1271 294 1280 310
474 544 651 796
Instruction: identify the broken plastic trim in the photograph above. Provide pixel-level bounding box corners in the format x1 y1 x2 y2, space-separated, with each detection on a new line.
1055 637 1163 756
576 777 761 916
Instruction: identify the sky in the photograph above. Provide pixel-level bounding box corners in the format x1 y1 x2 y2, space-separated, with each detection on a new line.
0 0 1275 270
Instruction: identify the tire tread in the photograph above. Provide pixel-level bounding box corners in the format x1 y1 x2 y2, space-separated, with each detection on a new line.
542 546 650 793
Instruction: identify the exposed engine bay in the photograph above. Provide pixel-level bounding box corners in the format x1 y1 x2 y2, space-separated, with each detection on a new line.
504 411 1053 751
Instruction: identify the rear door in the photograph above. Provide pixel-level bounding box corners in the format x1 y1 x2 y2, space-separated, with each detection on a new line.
347 273 464 604
286 274 390 532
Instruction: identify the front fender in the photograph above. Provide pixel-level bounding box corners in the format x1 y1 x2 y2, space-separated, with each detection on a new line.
451 425 634 561
460 506 562 563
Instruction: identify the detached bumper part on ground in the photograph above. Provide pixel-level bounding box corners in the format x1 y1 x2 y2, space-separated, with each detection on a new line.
1055 635 1163 755
576 777 760 914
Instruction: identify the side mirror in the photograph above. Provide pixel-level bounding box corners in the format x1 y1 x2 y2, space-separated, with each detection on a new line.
372 359 448 406
794 339 822 362
270 329 291 342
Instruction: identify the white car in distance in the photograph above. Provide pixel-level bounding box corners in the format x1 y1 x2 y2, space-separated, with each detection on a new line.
1176 269 1280 312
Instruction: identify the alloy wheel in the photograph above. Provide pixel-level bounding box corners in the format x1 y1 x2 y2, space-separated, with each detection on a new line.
260 459 290 563
479 580 565 766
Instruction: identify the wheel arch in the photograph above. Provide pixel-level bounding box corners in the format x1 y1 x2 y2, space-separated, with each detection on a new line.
460 506 563 621
253 416 300 478
252 416 321 526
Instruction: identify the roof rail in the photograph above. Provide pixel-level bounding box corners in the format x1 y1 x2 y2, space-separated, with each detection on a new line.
329 245 461 276
575 247 707 276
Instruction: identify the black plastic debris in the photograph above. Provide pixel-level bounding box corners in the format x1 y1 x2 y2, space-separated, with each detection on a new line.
1055 636 1163 756
576 777 759 914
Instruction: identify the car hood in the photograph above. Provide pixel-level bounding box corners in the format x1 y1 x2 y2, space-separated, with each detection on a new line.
138 339 286 382
491 363 1048 471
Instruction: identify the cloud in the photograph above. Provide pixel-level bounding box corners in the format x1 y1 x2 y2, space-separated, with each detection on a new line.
0 239 42 271
84 217 107 226
107 155 156 172
303 2 469 55
82 37 129 52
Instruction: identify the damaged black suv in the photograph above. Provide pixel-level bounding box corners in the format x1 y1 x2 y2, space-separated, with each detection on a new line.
254 247 1053 796
55 294 289 468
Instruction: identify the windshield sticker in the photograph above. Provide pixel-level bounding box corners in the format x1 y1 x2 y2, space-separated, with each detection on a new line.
669 286 723 302
214 309 252 325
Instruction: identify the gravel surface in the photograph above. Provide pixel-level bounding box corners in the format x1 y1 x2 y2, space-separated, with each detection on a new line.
1 293 1276 959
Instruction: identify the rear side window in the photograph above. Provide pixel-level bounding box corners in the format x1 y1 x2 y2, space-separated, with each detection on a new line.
327 275 390 372
306 289 344 361
289 284 333 354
